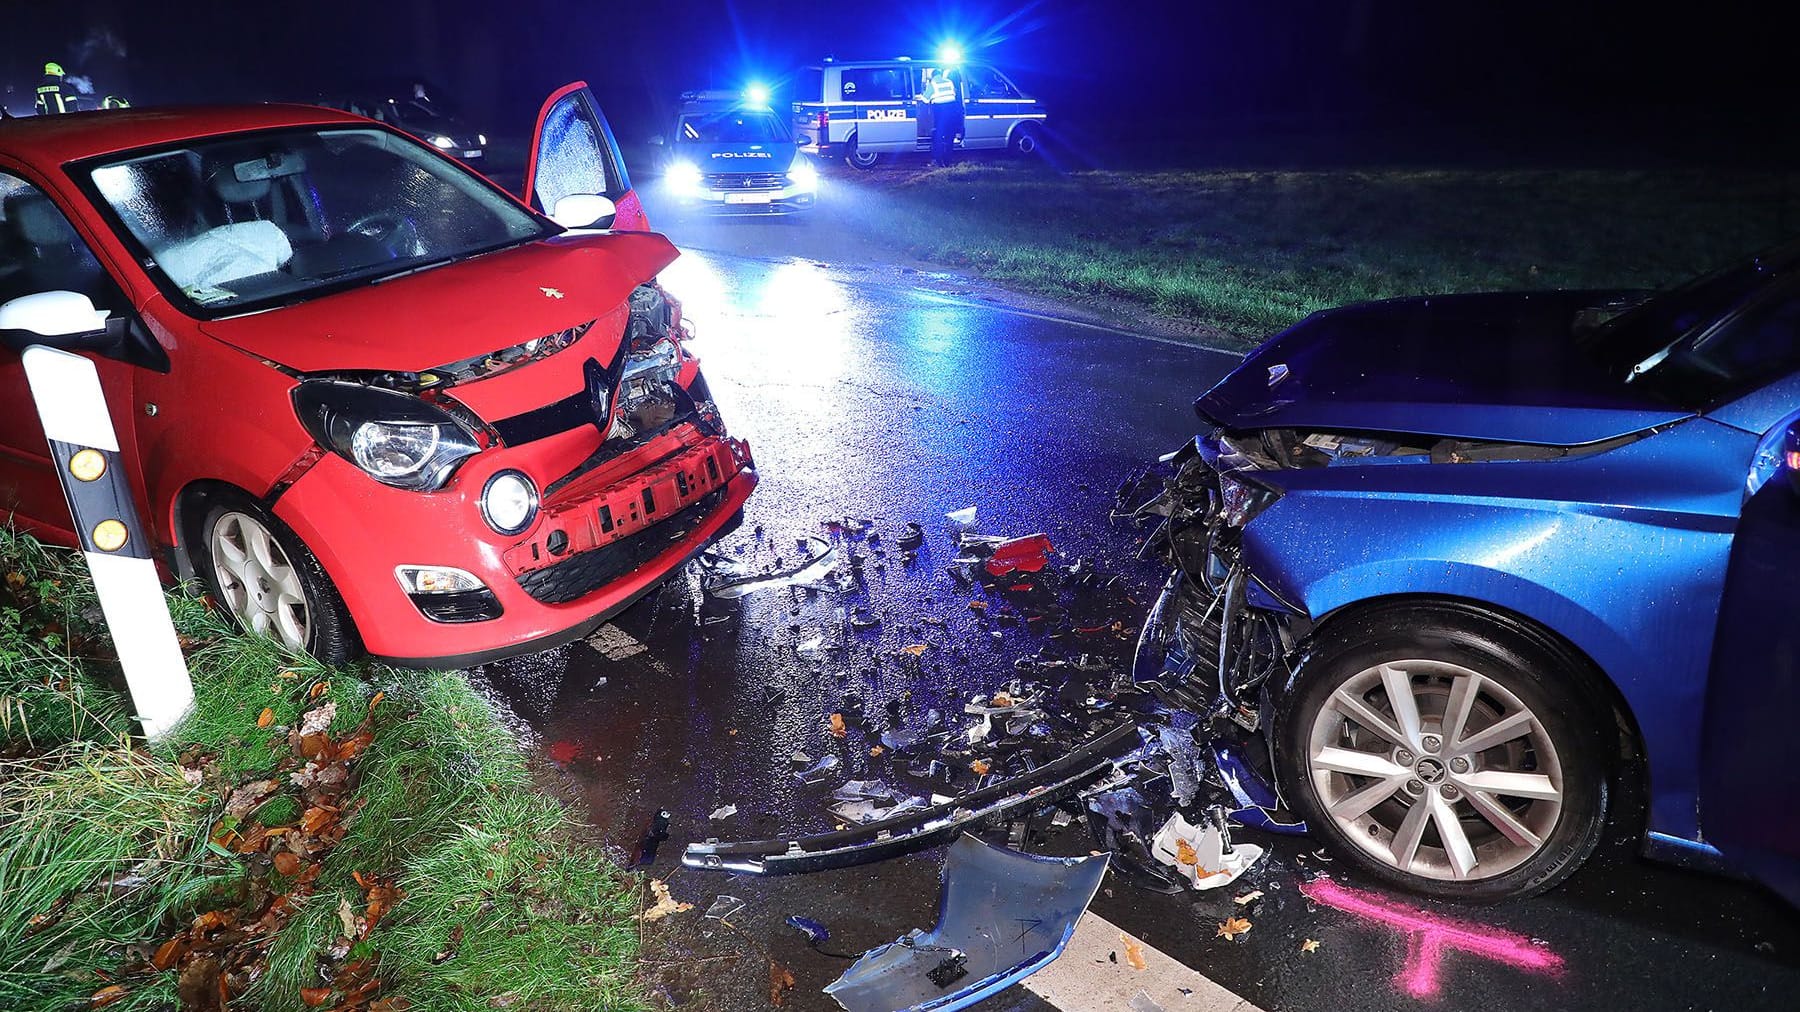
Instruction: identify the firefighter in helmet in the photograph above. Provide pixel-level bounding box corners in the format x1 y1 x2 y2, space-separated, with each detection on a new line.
36 62 74 116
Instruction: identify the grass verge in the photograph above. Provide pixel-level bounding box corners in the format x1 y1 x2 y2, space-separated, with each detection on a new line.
0 528 645 1011
843 163 1800 345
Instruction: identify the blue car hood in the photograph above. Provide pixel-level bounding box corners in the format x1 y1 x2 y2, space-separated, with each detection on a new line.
681 142 796 173
1197 291 1695 446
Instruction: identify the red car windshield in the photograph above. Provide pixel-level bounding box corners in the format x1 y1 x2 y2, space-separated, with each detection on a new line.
82 126 551 317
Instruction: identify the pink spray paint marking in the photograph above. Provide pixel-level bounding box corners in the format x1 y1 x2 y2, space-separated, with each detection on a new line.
1300 876 1564 999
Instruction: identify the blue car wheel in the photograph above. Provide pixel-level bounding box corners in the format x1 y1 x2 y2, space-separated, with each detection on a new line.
1275 602 1611 901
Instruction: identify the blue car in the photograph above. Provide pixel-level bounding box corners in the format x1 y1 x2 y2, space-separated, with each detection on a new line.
658 92 817 215
1134 246 1800 902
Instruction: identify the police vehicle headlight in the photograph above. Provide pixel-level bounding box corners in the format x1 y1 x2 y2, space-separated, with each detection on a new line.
667 160 704 195
292 382 481 491
430 134 456 149
787 158 818 191
477 133 488 146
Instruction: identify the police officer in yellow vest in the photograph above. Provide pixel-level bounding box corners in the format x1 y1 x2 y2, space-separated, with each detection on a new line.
36 63 74 116
919 67 962 166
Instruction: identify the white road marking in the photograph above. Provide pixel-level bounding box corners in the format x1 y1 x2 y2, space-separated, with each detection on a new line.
585 623 649 661
1024 912 1266 1012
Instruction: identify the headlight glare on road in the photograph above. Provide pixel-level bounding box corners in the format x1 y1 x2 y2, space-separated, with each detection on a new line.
292 381 481 491
787 157 818 191
430 134 456 149
480 470 539 535
668 160 704 195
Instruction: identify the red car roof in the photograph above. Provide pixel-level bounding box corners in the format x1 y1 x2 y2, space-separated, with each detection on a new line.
0 105 369 165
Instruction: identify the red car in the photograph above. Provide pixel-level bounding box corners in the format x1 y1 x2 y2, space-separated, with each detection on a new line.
0 83 755 665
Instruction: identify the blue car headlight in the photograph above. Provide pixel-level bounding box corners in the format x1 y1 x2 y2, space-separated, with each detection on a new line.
1217 470 1280 527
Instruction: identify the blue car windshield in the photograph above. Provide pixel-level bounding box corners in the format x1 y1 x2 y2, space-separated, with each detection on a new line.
679 109 788 145
1585 259 1800 407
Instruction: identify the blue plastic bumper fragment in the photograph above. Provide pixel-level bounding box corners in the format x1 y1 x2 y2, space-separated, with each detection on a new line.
823 835 1108 1012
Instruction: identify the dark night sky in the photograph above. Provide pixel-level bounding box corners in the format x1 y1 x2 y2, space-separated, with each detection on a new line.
3 1 1793 165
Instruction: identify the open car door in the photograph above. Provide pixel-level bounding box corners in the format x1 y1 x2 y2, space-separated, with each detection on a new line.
524 82 647 233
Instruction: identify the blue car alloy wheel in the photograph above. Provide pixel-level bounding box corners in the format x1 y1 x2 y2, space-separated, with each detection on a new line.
1274 601 1610 902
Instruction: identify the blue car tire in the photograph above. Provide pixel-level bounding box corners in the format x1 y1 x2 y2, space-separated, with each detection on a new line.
1275 601 1611 901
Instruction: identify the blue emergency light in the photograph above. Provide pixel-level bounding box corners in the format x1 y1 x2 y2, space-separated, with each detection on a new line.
937 42 964 66
745 82 771 105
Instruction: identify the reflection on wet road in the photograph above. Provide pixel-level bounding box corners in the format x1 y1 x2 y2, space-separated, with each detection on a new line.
481 210 1800 1011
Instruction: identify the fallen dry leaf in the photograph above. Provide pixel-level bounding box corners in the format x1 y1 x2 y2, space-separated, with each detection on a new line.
1234 889 1264 905
899 643 930 656
636 879 693 922
298 701 337 737
869 745 885 757
256 708 274 729
1300 938 1321 954
308 680 329 700
1175 838 1198 866
1217 915 1253 941
828 713 847 737
367 690 384 711
970 759 992 776
488 994 521 1009
222 779 282 819
299 986 334 1006
273 852 301 876
769 959 798 1006
991 691 1014 707
151 936 185 970
338 897 357 939
88 984 127 1007
1120 933 1147 970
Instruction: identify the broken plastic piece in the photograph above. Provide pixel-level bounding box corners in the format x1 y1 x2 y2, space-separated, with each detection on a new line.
702 538 837 599
982 533 1054 577
1150 805 1264 890
685 722 1142 875
787 915 831 945
944 506 978 526
792 754 841 783
822 835 1108 1012
709 804 738 821
898 521 925 551
704 894 746 921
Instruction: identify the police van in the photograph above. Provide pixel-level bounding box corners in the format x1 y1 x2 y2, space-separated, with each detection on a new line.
790 58 1047 169
656 90 818 214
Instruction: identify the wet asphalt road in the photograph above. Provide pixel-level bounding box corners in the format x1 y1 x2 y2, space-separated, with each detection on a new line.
479 182 1800 1011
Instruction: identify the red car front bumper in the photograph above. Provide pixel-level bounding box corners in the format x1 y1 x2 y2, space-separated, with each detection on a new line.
275 430 755 667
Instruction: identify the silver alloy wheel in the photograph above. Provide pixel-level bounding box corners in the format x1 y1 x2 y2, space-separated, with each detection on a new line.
209 511 311 653
1015 131 1038 154
1306 659 1564 882
847 144 879 169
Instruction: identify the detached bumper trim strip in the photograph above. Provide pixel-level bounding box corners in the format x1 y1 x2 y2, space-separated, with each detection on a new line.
682 721 1142 875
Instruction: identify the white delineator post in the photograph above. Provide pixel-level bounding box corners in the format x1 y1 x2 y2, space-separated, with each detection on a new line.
21 345 193 739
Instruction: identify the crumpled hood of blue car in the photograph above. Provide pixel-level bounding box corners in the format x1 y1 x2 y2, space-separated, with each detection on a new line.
1197 290 1695 446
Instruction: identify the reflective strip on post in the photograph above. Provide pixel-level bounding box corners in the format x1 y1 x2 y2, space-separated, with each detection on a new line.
21 345 193 739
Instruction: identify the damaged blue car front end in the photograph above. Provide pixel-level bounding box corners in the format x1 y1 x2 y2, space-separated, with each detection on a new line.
1132 270 1800 898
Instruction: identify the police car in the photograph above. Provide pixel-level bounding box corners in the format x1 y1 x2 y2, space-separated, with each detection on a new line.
658 90 817 214
790 58 1047 169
